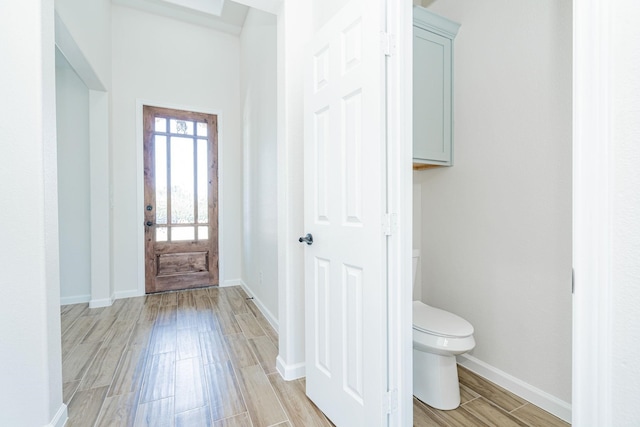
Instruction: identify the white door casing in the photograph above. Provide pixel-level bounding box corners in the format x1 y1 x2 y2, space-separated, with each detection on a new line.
303 0 388 426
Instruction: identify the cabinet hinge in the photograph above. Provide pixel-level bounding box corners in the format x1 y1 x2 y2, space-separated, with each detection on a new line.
383 389 398 414
383 213 397 236
380 32 396 56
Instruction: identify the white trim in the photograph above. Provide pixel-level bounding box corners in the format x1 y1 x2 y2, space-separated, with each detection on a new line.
458 354 572 423
135 99 225 296
115 289 144 300
46 404 68 427
238 281 279 331
89 295 114 309
221 278 243 288
89 90 112 306
412 6 460 40
572 0 613 425
386 0 414 425
275 1 309 395
54 13 105 91
231 0 281 15
276 356 305 381
60 294 91 306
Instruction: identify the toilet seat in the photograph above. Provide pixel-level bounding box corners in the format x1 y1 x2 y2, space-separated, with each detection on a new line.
412 301 474 338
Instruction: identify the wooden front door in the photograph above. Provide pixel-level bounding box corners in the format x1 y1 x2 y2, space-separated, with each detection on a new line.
143 105 218 293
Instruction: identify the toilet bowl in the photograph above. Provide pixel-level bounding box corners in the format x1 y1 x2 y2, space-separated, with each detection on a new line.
412 251 475 410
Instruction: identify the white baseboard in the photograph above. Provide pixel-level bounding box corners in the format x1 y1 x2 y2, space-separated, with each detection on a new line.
115 289 144 299
89 294 114 308
46 403 68 427
276 356 305 380
457 354 572 423
238 281 279 331
221 278 243 288
60 294 90 305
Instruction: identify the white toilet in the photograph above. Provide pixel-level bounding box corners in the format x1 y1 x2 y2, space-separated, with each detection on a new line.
412 249 475 410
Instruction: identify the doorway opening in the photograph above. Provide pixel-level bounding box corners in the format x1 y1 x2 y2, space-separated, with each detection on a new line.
143 105 219 293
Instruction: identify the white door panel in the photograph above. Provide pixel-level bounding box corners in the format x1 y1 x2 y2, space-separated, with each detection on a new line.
304 0 388 425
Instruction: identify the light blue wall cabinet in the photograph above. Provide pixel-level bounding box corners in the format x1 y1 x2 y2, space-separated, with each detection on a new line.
413 7 460 167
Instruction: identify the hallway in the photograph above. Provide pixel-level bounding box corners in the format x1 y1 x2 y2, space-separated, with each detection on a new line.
61 286 331 426
61 286 568 426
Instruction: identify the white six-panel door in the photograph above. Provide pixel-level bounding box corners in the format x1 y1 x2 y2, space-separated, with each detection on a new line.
303 0 388 425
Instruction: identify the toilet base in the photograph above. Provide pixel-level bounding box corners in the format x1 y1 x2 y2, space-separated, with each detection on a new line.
413 349 461 410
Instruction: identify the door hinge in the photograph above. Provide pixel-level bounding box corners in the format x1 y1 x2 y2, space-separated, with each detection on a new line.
383 389 398 414
383 213 398 236
381 32 396 57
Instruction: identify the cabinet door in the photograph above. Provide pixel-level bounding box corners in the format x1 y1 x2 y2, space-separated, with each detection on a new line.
413 26 452 164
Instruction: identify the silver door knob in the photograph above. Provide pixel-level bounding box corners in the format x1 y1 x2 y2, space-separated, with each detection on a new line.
298 233 313 245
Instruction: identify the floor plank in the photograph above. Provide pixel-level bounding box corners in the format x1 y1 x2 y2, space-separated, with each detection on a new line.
176 406 213 427
148 324 177 355
62 340 103 382
66 386 109 427
140 352 176 403
175 357 208 413
61 315 97 361
458 366 527 412
177 327 202 360
204 361 247 421
63 381 80 405
463 397 529 427
236 364 288 427
224 333 258 369
108 344 147 397
135 396 175 427
235 313 266 339
78 343 125 391
423 401 490 427
268 373 330 427
60 303 89 335
200 329 229 365
82 315 118 343
248 336 278 375
512 403 571 427
95 392 139 427
213 413 252 427
413 397 448 427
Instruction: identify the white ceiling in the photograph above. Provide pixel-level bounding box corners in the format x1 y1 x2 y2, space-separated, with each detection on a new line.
112 0 250 35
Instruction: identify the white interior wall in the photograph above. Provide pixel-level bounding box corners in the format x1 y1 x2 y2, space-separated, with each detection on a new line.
611 0 640 424
55 0 112 90
110 5 243 295
275 0 313 379
240 9 279 322
412 0 573 407
0 0 65 425
55 50 92 304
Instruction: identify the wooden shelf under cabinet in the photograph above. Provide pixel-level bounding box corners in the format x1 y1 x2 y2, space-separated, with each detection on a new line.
413 163 444 170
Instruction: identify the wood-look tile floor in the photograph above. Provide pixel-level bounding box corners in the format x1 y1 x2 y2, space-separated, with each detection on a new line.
61 286 332 427
413 366 570 427
61 286 569 427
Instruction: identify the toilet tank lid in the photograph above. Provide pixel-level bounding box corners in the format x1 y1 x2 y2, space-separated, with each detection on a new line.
413 301 474 338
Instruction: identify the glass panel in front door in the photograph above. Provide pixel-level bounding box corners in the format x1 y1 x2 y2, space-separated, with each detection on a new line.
154 119 210 242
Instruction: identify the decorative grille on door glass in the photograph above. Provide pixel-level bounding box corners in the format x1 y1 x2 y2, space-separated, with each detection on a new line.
153 117 209 242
